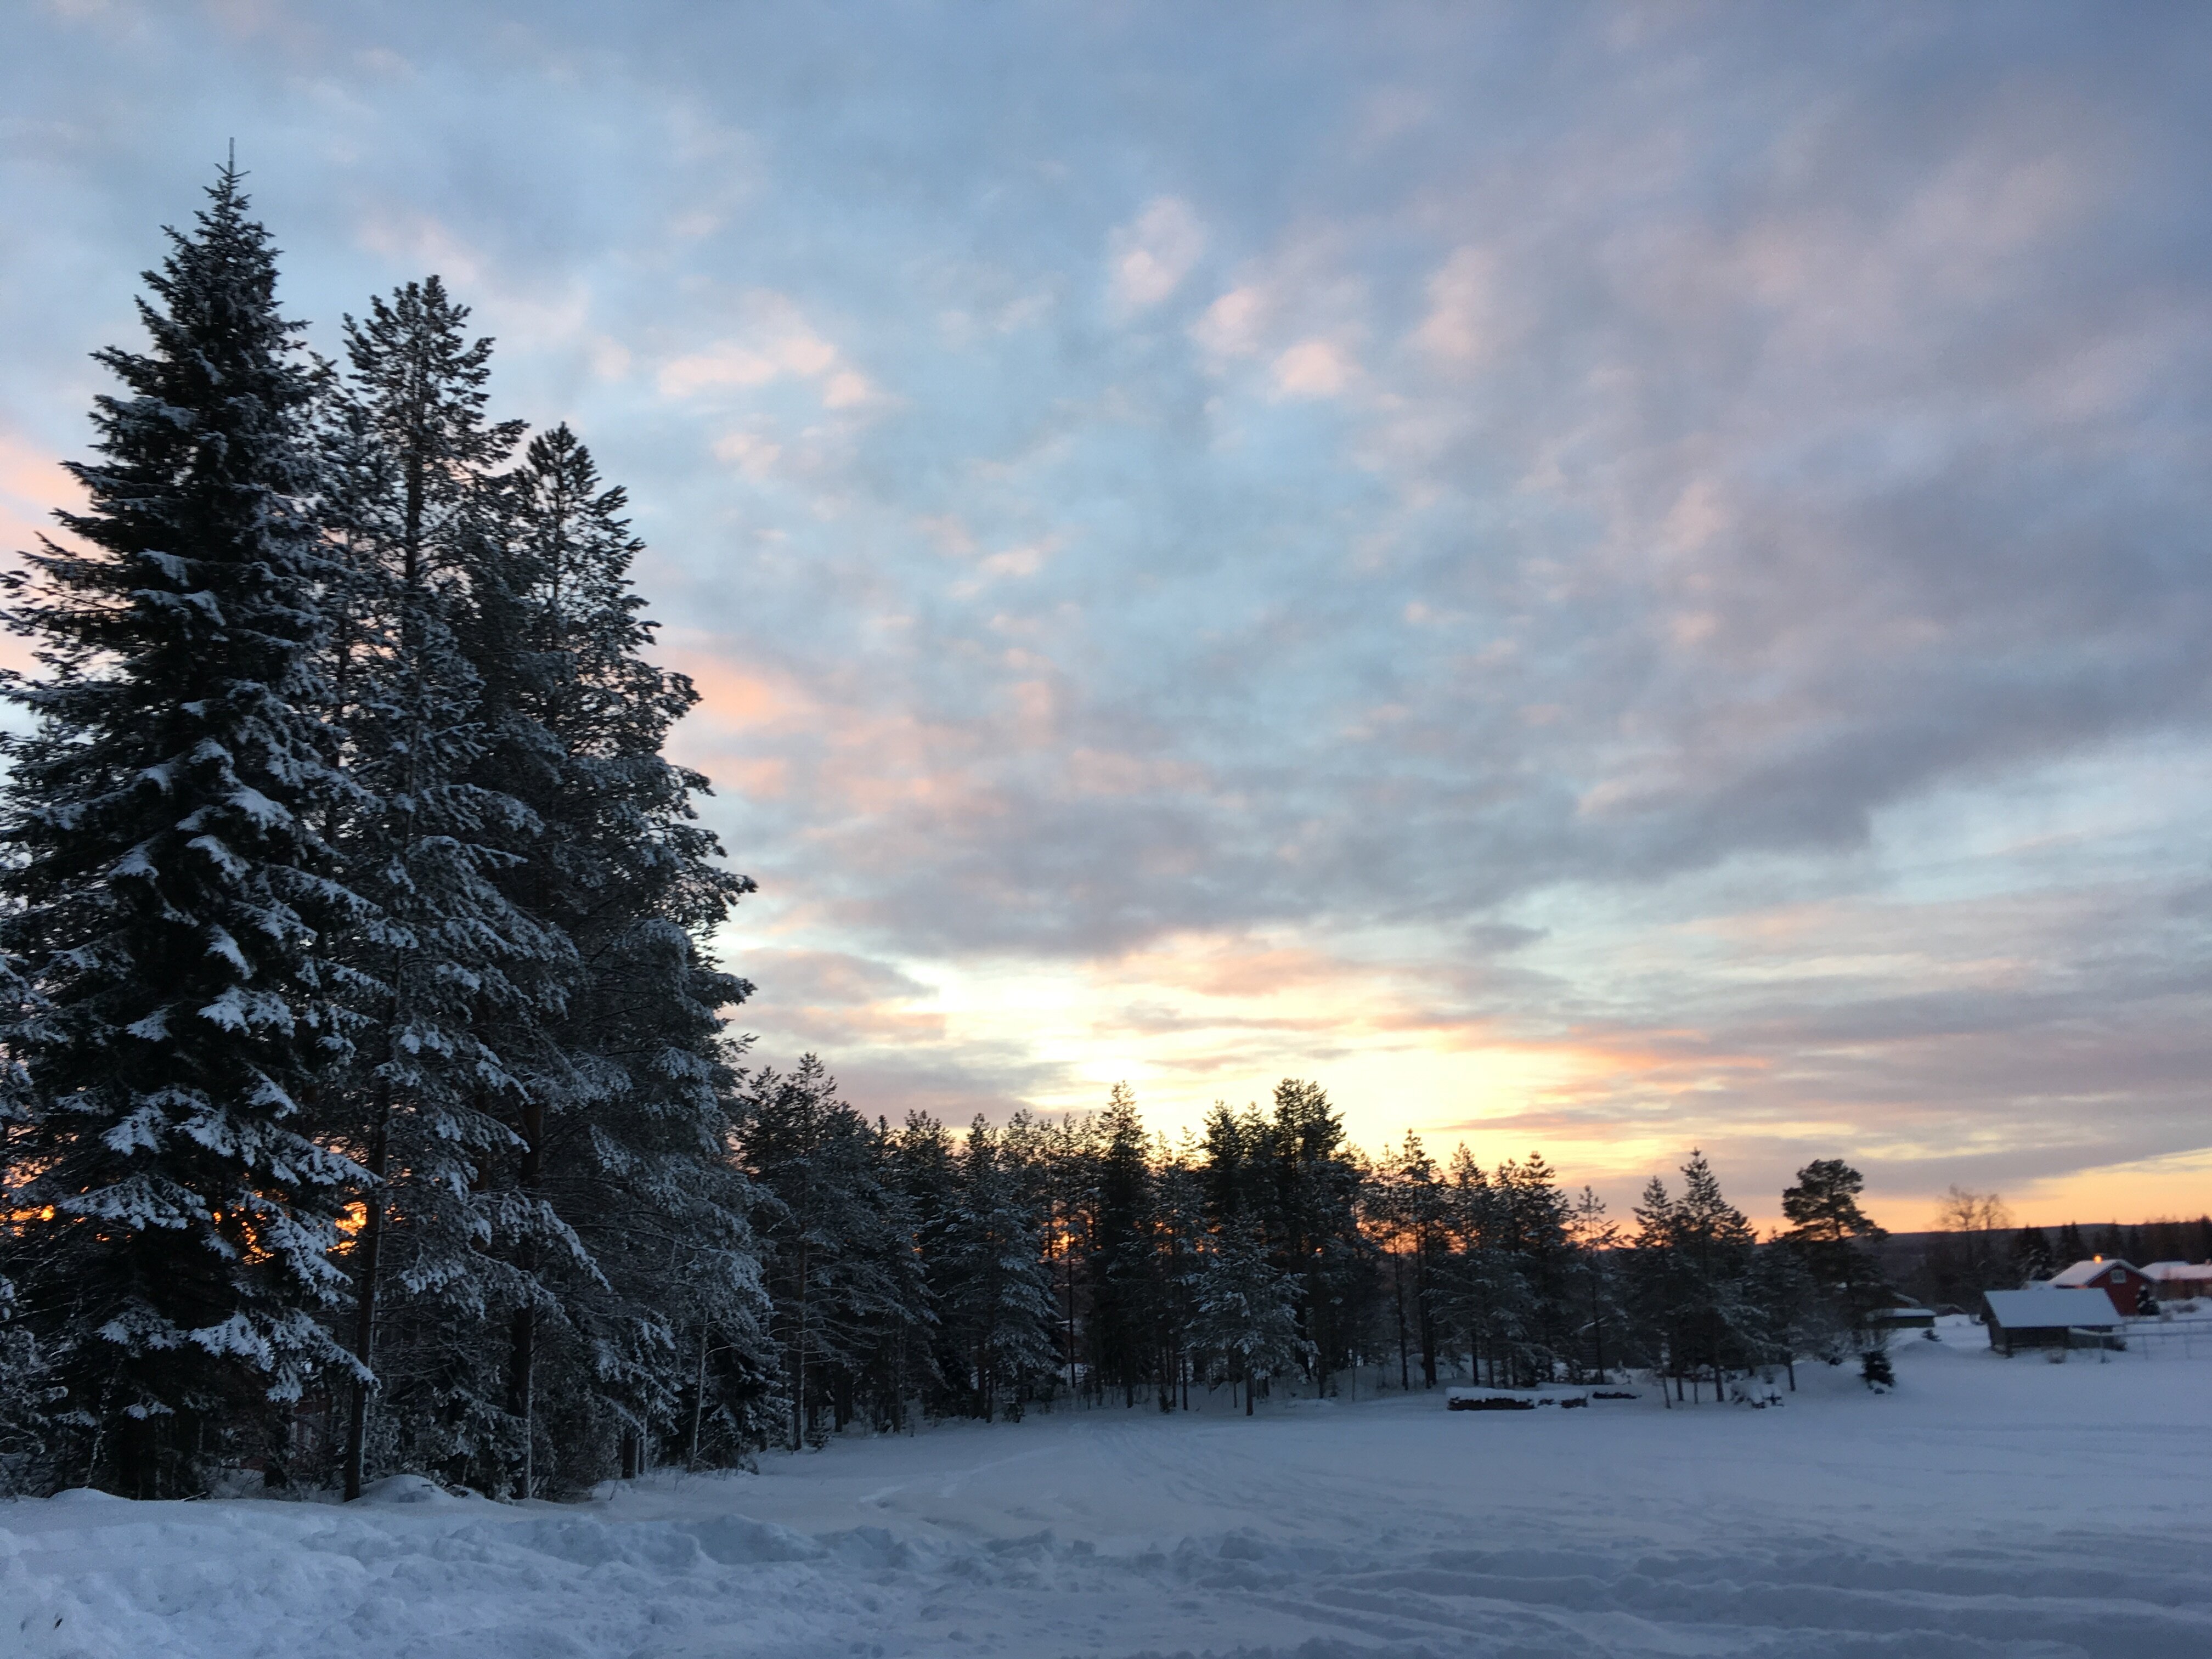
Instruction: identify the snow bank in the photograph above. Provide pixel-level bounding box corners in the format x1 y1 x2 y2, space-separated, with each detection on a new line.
357 1473 477 1508
4 1323 2208 1657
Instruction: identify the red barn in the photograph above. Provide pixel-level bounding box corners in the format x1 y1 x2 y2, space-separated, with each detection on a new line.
2047 1257 2147 1316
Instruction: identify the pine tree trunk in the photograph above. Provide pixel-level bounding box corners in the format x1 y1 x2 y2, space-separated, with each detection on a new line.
343 1091 392 1502
1062 1233 1077 1404
1417 1248 1437 1389
791 1244 808 1452
1393 1249 1410 1390
507 1091 545 1499
690 1323 708 1469
347 477 428 1508
507 1303 534 1497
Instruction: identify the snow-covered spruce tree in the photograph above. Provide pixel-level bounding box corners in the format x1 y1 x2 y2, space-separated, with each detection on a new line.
1492 1153 1573 1384
469 424 769 1491
0 169 369 1496
1267 1079 1370 1394
1629 1152 1758 1404
887 1109 966 1417
892 1108 968 1417
1672 1150 1759 1398
1744 1231 1817 1390
1565 1185 1626 1384
937 1116 1058 1420
1367 1132 1449 1391
1432 1152 1532 1390
1626 1174 1685 1394
1149 1150 1208 1412
735 1057 919 1450
0 956 65 1494
1191 1228 1307 1415
322 276 577 1499
998 1107 1087 1407
1086 1083 1156 1407
1029 1108 1096 1404
0 1269 60 1496
2009 1224 2055 1284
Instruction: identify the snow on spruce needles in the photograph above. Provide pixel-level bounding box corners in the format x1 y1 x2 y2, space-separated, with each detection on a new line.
5 1322 2207 1659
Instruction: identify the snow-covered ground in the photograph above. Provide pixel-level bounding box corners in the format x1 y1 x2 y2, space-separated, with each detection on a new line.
6 1319 2208 1658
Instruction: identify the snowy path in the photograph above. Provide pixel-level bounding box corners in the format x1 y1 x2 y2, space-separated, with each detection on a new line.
6 1325 2209 1658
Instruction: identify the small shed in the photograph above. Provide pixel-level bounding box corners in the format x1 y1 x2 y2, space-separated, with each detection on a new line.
1982 1288 2123 1355
2142 1262 2212 1301
2048 1257 2148 1316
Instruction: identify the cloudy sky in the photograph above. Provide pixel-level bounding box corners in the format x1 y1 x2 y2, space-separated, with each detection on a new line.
4 1 2209 1228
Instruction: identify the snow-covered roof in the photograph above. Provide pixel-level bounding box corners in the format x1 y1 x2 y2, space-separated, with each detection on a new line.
1984 1288 2120 1329
2141 1261 2212 1281
2049 1259 2136 1287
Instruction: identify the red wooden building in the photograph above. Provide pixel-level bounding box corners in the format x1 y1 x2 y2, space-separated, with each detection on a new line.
2047 1257 2148 1316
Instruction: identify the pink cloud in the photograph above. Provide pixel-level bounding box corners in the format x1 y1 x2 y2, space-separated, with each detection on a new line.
658 292 871 410
1108 196 1204 312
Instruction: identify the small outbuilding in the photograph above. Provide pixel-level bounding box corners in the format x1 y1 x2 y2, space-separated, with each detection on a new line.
1981 1288 2124 1355
2048 1257 2149 1316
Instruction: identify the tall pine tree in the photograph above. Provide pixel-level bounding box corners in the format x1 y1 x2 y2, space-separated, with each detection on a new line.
324 276 571 1498
1779 1158 1888 1337
478 423 768 1490
0 169 369 1496
1086 1083 1154 1406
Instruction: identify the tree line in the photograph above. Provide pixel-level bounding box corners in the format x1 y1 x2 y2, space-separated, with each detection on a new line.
725 1069 1904 1449
730 1084 2210 1450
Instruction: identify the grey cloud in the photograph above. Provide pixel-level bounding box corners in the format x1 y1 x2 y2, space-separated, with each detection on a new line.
735 948 932 1009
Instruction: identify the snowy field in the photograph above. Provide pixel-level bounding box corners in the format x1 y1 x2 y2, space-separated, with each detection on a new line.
5 1321 2208 1659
